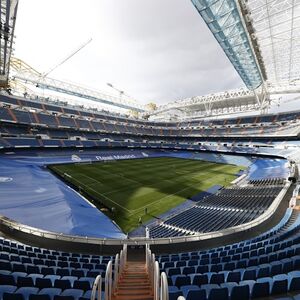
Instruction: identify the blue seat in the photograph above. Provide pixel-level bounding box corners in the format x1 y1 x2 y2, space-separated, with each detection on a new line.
60 289 84 300
257 264 270 278
26 265 40 274
56 269 70 277
188 260 198 267
210 273 224 284
168 268 181 277
197 265 209 274
239 280 256 294
16 287 39 300
180 285 199 298
29 295 50 300
54 279 72 290
27 273 44 284
39 288 62 300
17 277 34 288
282 259 293 273
176 261 187 268
86 270 101 278
80 290 104 300
186 289 206 300
220 282 237 296
201 284 219 298
231 284 250 300
12 263 26 273
163 262 174 269
270 261 282 276
0 261 12 271
173 275 190 288
0 286 17 299
257 277 273 293
169 290 183 300
61 276 78 285
208 287 228 300
227 271 241 283
251 281 269 298
44 275 61 284
289 273 300 292
3 293 24 300
271 277 288 295
36 278 53 289
0 274 16 285
73 280 91 291
77 277 95 287
41 267 56 276
70 270 85 278
182 267 195 275
210 264 222 273
191 274 208 286
0 270 12 276
11 272 28 281
223 262 235 271
242 269 256 281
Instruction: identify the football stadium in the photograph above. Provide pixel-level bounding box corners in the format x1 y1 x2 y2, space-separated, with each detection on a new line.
0 1 300 300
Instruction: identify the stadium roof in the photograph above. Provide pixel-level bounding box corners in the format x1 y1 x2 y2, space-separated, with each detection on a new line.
3 0 300 119
190 0 265 90
149 0 300 119
246 0 300 87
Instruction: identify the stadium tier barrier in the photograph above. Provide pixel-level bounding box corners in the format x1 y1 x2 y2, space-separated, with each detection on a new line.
0 178 292 253
0 149 291 238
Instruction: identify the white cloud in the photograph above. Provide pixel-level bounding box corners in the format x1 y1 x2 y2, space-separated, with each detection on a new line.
14 0 244 105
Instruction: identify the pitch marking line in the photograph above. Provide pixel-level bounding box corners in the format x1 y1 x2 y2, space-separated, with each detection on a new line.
90 165 143 186
65 173 131 213
64 162 234 215
72 173 102 186
128 185 193 216
129 171 230 215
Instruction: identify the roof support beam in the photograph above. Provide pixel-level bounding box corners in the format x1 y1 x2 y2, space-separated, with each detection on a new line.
0 0 18 87
190 0 264 90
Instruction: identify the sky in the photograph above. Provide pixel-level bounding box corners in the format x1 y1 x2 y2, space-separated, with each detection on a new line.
13 0 244 105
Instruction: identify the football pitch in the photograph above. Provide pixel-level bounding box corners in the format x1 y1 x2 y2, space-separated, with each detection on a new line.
49 157 244 233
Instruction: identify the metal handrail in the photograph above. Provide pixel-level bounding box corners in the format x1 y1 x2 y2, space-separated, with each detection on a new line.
160 272 169 300
153 261 160 300
105 260 113 300
93 247 127 300
90 275 102 300
113 253 119 290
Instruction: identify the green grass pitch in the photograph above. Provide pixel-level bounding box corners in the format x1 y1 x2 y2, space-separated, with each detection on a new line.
49 157 244 233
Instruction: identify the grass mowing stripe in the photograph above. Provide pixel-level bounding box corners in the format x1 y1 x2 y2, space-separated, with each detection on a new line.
63 173 131 213
128 169 232 215
48 157 245 232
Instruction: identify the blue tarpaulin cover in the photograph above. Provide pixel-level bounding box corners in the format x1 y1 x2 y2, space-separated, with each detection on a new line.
247 159 289 180
0 149 288 238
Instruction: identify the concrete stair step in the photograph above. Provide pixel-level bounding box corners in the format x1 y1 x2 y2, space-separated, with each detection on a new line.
112 295 153 300
117 284 151 289
113 261 152 300
121 275 149 279
115 289 152 296
119 279 149 284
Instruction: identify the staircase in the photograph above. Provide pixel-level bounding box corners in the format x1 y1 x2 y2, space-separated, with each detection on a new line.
91 245 167 300
113 260 153 300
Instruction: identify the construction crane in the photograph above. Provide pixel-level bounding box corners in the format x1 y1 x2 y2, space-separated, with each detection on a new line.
9 38 146 112
106 83 136 102
41 38 92 78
